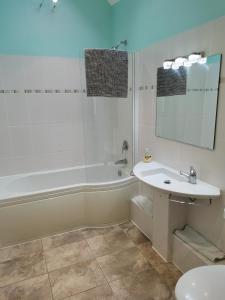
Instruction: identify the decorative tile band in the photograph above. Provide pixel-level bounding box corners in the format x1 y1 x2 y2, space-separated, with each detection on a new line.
0 89 20 94
137 85 218 92
0 89 85 94
187 88 219 92
138 85 155 91
0 85 219 95
0 88 133 95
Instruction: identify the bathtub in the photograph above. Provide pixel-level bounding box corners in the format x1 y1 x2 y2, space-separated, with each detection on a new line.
0 163 138 247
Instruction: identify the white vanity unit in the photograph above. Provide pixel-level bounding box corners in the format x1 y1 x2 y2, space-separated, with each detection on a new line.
133 161 220 262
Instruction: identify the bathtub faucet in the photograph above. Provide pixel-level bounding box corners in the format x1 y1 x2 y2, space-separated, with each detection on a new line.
115 158 128 165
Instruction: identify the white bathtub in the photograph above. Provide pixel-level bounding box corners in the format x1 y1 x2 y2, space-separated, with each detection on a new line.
0 163 138 247
0 163 134 203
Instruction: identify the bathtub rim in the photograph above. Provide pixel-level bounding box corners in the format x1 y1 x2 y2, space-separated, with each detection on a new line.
0 175 137 208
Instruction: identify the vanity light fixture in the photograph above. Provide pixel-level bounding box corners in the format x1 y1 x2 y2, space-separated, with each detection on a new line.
163 52 206 69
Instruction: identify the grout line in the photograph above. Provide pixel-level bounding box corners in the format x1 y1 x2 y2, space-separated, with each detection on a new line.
0 272 48 290
58 284 110 300
40 239 49 274
41 239 55 300
47 273 55 300
0 237 43 252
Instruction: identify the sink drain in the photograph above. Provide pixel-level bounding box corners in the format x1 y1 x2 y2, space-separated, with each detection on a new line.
164 180 171 184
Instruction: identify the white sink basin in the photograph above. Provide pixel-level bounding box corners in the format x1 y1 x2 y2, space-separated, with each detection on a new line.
175 265 225 300
133 161 220 198
140 168 184 182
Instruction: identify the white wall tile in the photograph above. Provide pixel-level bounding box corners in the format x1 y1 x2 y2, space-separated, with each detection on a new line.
6 94 28 125
0 126 10 158
9 125 32 157
26 94 48 124
0 97 7 125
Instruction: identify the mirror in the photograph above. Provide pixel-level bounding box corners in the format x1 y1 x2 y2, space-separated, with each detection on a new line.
156 54 222 150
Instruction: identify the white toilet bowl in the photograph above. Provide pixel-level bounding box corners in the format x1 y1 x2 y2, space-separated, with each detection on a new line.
175 265 225 300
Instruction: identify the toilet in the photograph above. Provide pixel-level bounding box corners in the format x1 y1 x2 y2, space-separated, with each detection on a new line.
175 265 225 300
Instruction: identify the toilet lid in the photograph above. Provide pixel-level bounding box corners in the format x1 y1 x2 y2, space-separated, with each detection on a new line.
175 265 225 300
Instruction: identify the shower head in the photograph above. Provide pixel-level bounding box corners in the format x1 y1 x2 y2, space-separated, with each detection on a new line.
111 40 127 50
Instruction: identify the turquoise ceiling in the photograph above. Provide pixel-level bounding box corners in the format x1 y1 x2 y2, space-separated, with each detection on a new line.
0 0 225 57
112 0 225 52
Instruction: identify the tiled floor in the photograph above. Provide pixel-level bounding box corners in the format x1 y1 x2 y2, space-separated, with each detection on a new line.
0 221 182 299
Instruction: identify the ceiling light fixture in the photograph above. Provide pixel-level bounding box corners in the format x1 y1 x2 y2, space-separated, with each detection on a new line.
52 0 58 11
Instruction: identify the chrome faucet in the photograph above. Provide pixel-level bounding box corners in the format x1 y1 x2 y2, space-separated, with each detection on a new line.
115 158 128 165
180 166 197 184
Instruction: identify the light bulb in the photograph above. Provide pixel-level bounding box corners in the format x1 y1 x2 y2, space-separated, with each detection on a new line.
198 57 207 64
52 0 58 3
188 53 202 64
184 61 192 67
163 60 173 69
175 57 187 67
172 63 179 70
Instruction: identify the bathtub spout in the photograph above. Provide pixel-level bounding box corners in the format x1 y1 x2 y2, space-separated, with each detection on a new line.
115 159 128 165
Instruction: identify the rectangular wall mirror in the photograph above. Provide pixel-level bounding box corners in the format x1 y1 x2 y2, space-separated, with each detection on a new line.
156 54 222 150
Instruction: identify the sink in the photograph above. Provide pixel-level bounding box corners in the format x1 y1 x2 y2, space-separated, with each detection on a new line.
133 161 220 198
175 265 225 300
141 168 185 182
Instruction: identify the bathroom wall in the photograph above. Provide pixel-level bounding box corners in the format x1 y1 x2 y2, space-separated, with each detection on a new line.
135 15 225 252
112 0 225 52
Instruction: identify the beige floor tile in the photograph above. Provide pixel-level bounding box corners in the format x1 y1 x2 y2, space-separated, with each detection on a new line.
49 259 107 300
86 228 134 257
0 252 47 288
119 221 149 245
97 246 150 282
155 263 182 290
0 240 43 263
138 242 166 267
110 269 171 300
67 284 115 299
0 224 182 299
44 239 93 272
0 274 52 300
138 242 182 291
42 230 84 251
82 226 120 239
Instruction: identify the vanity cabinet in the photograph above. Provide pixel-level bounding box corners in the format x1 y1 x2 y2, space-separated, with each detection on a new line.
152 191 187 261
